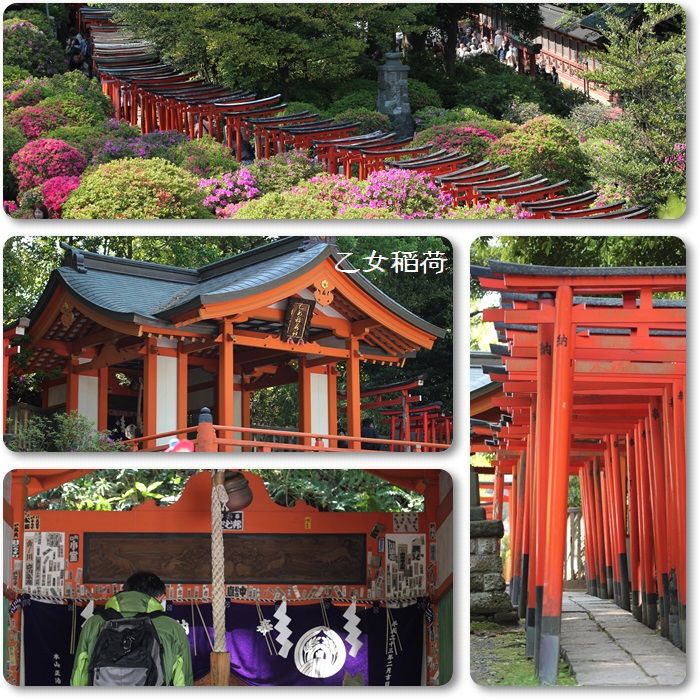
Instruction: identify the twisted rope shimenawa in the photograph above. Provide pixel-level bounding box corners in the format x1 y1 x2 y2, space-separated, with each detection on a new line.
211 472 229 653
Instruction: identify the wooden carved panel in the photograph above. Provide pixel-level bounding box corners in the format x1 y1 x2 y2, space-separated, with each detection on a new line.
84 533 366 584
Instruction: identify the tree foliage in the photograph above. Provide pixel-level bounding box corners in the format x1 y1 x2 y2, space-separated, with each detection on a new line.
470 235 686 331
585 4 685 160
27 469 423 513
108 3 426 99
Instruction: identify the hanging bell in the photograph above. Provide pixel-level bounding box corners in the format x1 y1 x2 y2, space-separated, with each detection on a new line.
223 471 253 511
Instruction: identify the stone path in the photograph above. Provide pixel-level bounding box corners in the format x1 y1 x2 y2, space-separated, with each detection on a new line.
560 592 686 686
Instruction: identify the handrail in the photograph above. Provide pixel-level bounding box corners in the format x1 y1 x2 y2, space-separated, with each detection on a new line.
120 409 451 452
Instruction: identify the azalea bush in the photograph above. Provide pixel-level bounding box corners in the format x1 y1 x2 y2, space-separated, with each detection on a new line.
5 78 50 110
413 125 497 163
3 64 32 91
231 169 451 220
332 108 391 134
448 199 531 220
360 168 453 218
3 19 63 76
46 120 141 158
7 103 69 139
11 138 87 192
42 176 82 217
489 116 590 192
93 130 188 165
230 187 341 219
166 135 239 177
248 152 324 194
199 169 260 215
3 124 27 199
414 106 516 136
62 157 212 219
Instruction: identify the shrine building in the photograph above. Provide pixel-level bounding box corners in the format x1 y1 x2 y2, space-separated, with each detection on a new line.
4 237 447 452
3 468 454 686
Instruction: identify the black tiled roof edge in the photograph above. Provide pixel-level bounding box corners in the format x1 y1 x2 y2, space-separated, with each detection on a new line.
488 260 686 277
40 238 446 340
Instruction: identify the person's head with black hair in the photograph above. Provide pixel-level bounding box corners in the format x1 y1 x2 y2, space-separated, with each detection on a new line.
123 571 166 600
361 417 374 429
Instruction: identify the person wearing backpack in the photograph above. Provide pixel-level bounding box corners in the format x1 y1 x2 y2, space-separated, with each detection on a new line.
70 571 193 686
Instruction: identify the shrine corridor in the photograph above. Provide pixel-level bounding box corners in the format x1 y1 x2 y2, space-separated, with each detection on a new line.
560 592 685 686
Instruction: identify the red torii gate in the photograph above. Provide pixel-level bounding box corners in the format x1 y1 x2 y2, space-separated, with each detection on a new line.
473 260 686 684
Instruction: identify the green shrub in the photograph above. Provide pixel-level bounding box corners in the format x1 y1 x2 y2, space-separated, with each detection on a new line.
248 152 324 194
3 64 32 90
567 103 624 138
166 135 240 177
281 101 322 117
452 55 587 119
3 124 27 199
332 108 391 134
501 98 542 125
327 90 375 115
62 157 213 219
408 78 442 112
38 93 112 129
489 115 590 191
413 106 516 138
3 18 63 76
332 78 376 101
231 189 337 219
4 9 56 38
9 411 127 452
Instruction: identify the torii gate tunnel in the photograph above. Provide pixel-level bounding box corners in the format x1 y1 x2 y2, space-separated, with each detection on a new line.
472 260 686 684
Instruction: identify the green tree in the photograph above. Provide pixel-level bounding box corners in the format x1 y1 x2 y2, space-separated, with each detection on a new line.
585 4 685 160
108 4 424 100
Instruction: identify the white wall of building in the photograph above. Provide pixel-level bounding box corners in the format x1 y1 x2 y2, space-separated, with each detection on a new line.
156 355 177 446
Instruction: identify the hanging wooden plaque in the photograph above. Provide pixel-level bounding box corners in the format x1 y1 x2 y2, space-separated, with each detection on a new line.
281 297 315 342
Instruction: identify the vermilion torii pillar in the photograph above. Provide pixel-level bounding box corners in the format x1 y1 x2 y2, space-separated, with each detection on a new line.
473 260 686 684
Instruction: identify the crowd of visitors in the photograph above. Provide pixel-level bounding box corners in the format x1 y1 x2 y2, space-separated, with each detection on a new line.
455 22 560 83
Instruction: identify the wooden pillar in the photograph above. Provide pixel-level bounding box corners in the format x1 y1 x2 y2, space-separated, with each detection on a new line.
538 284 573 685
627 433 642 620
635 421 656 628
98 367 108 431
3 339 10 434
346 337 361 450
672 379 686 649
298 358 312 445
218 320 235 452
65 358 79 413
533 304 553 669
608 434 630 610
143 338 157 448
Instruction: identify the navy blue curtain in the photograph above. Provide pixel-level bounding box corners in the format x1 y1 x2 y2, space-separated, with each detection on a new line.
23 599 424 686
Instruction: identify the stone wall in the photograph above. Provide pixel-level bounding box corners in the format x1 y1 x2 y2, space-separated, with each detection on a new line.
470 517 517 623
